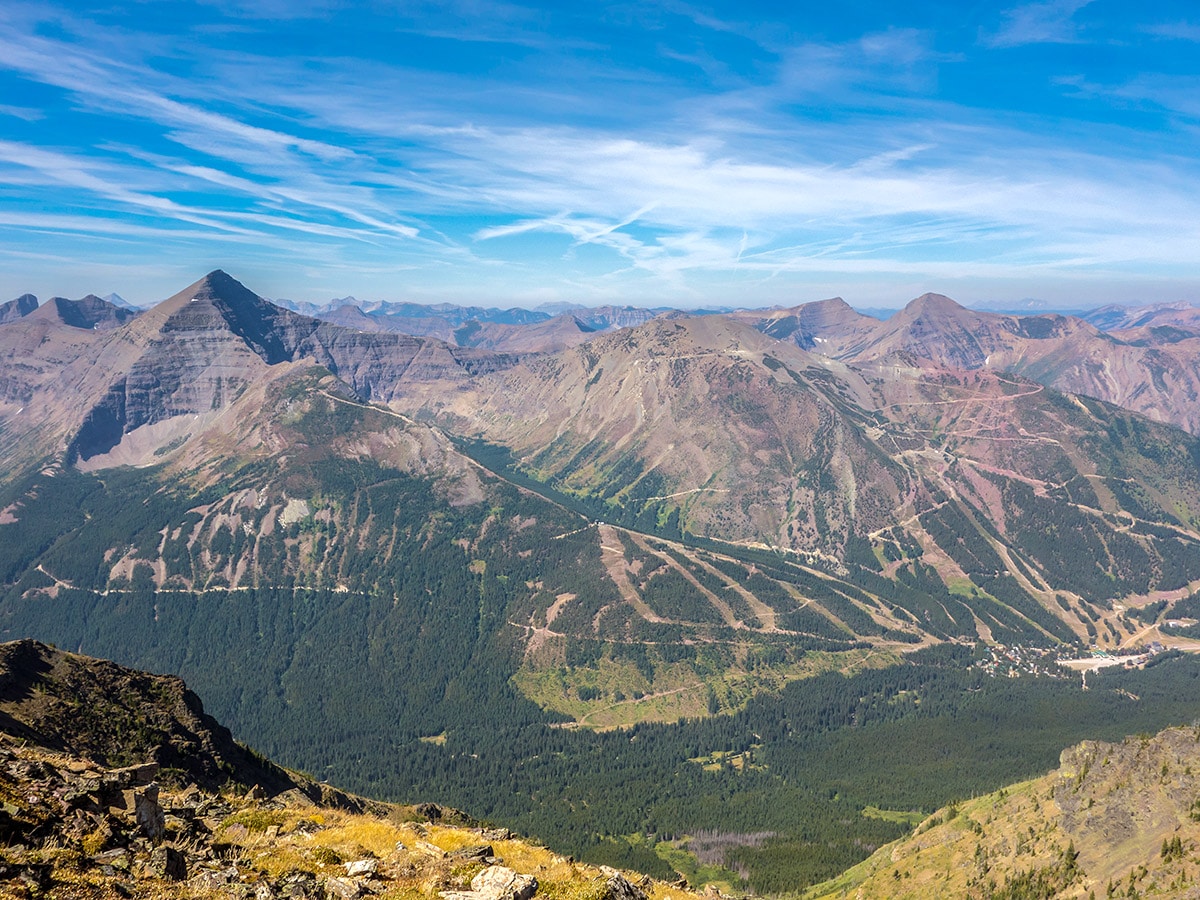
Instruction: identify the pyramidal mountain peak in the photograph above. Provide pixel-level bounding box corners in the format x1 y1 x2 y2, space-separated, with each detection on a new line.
804 295 850 309
190 268 258 302
138 269 310 366
797 295 868 324
155 268 271 315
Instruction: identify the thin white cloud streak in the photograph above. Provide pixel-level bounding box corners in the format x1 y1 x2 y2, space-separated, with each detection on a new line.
0 210 241 241
0 141 377 245
163 160 422 240
0 5 1197 304
984 0 1095 48
0 103 42 121
1059 73 1200 120
0 24 353 163
0 21 433 243
1142 21 1200 42
0 140 262 236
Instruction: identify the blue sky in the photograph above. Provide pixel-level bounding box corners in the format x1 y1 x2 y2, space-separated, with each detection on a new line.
1 1 1198 309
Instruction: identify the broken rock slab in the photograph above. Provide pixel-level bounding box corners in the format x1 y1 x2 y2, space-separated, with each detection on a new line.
439 865 537 900
134 785 166 842
344 858 378 878
324 875 365 899
150 845 187 881
449 844 495 863
413 839 446 858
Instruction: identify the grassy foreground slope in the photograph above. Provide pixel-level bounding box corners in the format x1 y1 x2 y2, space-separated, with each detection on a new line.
808 724 1200 900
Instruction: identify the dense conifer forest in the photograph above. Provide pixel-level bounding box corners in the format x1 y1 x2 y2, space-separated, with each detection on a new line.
5 455 1200 893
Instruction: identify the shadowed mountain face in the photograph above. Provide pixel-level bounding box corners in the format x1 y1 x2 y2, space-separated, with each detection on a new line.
0 294 38 325
0 270 520 466
28 295 140 331
0 639 302 793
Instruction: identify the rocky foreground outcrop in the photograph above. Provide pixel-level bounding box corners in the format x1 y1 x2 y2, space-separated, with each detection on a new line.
0 639 365 802
0 640 690 900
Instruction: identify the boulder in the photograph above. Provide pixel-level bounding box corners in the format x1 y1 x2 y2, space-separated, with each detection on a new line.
449 844 494 862
440 865 537 900
189 866 239 891
112 762 160 786
344 858 378 878
281 871 323 899
415 802 443 822
598 867 648 900
275 788 318 808
413 839 446 858
134 785 166 842
150 845 187 881
471 865 537 900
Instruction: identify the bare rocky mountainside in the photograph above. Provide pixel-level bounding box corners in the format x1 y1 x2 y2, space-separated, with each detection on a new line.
6 273 1200 661
0 296 37 326
735 293 1200 436
808 724 1200 899
0 639 682 900
6 271 1200 894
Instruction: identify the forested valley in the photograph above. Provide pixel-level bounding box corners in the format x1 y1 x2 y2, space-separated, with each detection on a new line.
5 451 1200 894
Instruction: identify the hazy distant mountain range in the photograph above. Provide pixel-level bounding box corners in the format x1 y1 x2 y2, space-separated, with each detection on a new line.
5 271 1200 892
5 270 1200 652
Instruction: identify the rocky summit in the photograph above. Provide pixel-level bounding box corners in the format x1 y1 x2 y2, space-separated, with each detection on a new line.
0 640 694 900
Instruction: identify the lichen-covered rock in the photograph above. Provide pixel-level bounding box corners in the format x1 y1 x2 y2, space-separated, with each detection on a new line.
598 866 647 900
150 845 187 880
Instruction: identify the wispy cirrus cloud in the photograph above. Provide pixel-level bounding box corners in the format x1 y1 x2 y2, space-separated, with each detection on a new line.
984 0 1095 48
0 103 42 121
1142 21 1200 42
1056 72 1200 120
0 1 1197 307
